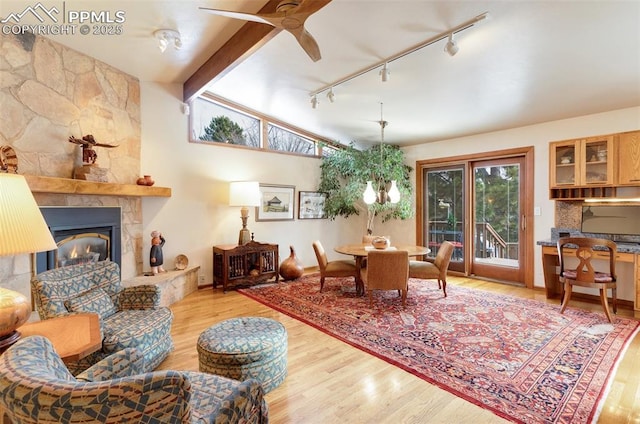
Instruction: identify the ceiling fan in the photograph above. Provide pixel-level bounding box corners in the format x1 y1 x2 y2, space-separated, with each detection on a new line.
200 0 331 62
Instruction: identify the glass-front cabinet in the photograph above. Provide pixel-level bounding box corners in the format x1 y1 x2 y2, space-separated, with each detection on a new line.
550 136 613 188
582 136 613 185
550 141 578 186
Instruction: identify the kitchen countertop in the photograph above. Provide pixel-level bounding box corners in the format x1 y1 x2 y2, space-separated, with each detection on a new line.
537 239 640 254
537 228 640 254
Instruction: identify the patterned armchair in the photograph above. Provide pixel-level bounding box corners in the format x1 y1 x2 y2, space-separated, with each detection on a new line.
0 336 268 423
31 261 173 375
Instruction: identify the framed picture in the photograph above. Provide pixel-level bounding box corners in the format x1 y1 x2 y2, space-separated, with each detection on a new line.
298 191 328 219
256 184 295 221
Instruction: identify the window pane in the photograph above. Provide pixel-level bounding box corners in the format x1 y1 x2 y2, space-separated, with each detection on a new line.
425 167 464 266
192 98 260 147
321 144 338 157
267 124 315 155
474 164 520 267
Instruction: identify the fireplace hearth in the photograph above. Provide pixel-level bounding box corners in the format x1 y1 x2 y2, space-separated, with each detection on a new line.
37 207 121 274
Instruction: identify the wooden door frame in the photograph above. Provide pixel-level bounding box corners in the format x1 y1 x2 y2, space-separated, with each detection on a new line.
415 146 535 288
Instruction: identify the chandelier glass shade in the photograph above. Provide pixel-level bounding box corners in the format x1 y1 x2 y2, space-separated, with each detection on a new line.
388 180 400 203
363 104 401 206
363 181 377 204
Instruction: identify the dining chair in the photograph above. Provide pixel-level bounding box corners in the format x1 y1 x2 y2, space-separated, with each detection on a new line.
409 241 454 297
312 240 357 292
361 250 409 308
557 237 617 322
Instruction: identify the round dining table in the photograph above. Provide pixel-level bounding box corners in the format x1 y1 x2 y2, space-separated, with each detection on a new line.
334 244 430 296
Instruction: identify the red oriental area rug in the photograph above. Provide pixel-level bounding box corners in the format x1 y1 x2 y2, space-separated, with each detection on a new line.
238 275 639 424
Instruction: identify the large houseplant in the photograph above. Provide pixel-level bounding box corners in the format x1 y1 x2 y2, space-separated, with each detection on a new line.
318 142 413 234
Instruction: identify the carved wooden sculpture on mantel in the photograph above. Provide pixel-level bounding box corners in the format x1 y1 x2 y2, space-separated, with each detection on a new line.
0 146 18 174
68 135 118 182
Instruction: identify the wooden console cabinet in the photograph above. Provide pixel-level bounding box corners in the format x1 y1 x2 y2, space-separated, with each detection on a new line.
212 241 279 292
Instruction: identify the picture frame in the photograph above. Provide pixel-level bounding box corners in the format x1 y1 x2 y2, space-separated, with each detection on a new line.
298 191 328 219
256 184 295 221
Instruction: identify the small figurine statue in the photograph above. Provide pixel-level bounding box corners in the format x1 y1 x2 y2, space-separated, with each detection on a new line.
68 134 118 165
150 230 166 274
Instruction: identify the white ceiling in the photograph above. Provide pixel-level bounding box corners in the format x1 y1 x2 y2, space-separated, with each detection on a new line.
3 0 640 147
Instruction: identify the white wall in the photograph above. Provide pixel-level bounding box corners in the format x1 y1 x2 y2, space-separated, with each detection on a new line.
139 82 639 291
139 82 360 285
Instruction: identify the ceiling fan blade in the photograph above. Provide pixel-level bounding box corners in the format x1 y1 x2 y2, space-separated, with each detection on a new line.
200 0 331 62
294 0 333 16
287 26 322 62
199 7 273 26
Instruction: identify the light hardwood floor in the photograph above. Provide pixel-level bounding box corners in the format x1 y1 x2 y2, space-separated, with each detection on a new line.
157 276 640 424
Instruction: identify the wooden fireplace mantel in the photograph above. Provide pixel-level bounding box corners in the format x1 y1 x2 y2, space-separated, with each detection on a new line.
25 175 171 197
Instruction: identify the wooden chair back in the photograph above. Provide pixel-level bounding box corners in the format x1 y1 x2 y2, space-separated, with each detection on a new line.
312 240 328 271
557 237 618 322
365 250 409 291
557 237 616 284
434 241 455 277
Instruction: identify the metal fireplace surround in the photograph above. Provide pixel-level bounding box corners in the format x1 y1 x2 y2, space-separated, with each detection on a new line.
36 207 122 274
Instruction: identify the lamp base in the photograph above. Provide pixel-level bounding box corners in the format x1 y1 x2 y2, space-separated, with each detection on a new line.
239 228 251 245
0 331 21 351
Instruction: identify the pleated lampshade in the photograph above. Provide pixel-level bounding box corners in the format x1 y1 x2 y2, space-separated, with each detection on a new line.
0 174 57 346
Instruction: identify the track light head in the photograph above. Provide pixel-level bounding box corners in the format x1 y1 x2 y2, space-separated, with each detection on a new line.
157 37 168 53
379 63 390 82
310 94 318 109
444 33 459 56
154 29 182 53
327 88 335 103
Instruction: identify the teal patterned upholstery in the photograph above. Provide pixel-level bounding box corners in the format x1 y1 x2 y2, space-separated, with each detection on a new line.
0 336 269 423
198 317 288 393
31 261 174 375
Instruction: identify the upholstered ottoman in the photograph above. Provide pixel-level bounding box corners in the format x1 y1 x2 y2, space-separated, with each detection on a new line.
197 317 287 393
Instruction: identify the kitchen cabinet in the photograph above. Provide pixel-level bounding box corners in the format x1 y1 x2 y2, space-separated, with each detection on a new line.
617 130 640 185
549 135 615 199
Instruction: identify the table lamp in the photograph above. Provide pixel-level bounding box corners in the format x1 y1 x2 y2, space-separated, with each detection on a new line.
229 181 261 245
0 174 57 349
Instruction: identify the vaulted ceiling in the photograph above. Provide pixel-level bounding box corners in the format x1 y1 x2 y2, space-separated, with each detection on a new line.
3 0 639 147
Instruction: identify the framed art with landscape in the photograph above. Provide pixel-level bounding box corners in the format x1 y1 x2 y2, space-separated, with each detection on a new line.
256 184 295 221
298 191 328 219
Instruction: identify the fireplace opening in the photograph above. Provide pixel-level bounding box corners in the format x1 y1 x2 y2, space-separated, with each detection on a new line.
37 207 121 274
56 233 110 268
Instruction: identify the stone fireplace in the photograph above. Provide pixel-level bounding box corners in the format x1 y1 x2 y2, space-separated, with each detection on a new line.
0 31 145 302
36 207 122 274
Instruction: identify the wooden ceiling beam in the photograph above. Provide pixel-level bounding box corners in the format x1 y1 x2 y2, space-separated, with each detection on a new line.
183 0 282 103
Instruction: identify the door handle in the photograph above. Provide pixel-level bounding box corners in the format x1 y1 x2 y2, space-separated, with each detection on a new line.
521 215 526 231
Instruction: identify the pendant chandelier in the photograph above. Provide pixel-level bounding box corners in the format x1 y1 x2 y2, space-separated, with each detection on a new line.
363 103 400 205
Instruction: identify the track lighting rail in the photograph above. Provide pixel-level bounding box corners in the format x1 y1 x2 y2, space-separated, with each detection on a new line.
309 12 489 101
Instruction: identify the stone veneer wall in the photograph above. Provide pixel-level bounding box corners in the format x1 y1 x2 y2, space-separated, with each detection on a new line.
0 32 144 300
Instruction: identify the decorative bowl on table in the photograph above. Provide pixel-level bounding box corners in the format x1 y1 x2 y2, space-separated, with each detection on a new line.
371 236 390 249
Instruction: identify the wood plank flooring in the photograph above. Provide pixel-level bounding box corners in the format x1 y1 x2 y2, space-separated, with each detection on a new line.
157 276 640 424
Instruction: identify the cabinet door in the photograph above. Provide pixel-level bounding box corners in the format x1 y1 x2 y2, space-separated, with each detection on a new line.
618 131 640 185
581 136 613 185
549 140 578 187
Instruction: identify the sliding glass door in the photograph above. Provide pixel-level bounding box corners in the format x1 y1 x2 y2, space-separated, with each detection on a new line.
417 148 533 287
